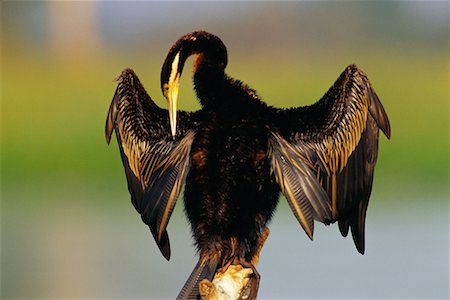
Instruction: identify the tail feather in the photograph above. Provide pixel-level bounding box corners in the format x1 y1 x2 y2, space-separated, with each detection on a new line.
177 256 219 300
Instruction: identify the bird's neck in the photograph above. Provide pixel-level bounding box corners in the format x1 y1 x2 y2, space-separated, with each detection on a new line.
193 61 228 110
193 56 264 116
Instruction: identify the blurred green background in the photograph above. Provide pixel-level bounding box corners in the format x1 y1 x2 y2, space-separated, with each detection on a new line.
1 2 448 299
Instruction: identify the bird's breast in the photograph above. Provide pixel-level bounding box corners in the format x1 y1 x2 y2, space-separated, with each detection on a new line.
191 126 211 170
190 117 269 176
184 115 279 237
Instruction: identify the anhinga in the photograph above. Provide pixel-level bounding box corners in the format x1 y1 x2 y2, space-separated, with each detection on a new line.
105 31 390 299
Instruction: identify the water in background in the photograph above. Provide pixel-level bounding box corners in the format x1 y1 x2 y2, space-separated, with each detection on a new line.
2 192 448 299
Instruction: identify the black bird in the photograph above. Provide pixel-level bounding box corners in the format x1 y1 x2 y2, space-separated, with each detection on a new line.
105 31 391 299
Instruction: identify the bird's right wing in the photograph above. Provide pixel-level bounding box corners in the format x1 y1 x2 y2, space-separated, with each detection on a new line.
106 68 195 260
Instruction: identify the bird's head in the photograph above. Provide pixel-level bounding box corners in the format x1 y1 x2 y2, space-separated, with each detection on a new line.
161 31 228 137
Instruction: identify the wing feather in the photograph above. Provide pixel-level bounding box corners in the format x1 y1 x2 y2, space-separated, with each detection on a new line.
105 68 194 260
270 64 390 253
269 132 331 239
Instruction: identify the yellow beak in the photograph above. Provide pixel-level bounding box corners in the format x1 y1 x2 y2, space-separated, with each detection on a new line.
165 73 180 138
164 52 182 138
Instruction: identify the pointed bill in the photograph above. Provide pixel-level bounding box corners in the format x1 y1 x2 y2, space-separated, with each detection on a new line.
165 52 181 138
168 74 180 137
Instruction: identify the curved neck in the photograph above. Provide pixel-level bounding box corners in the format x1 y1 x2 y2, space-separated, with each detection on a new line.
193 54 263 115
193 55 228 110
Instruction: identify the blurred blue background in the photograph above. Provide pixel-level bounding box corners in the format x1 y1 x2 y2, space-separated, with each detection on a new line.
1 2 448 299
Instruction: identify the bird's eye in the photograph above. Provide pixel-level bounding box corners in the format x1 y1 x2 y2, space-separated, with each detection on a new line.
163 84 170 97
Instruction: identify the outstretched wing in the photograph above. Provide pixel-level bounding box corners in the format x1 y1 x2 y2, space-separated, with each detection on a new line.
105 68 195 260
270 64 391 253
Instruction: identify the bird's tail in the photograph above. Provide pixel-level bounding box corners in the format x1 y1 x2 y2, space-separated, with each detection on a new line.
177 255 219 300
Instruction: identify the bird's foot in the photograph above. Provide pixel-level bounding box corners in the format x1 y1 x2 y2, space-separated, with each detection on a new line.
199 278 218 300
251 227 270 266
235 259 260 300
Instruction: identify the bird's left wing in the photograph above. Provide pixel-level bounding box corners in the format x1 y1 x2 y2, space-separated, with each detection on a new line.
105 68 195 260
269 65 390 253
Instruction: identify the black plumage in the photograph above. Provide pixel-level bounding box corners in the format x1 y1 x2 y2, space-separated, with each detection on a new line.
106 31 390 299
